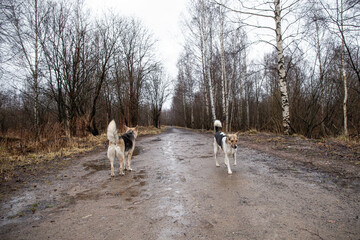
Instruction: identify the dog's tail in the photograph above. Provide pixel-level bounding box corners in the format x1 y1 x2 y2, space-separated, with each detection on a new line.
107 120 119 144
214 120 222 133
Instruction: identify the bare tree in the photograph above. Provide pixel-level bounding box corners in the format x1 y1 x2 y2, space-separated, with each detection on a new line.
86 14 123 135
214 0 304 134
119 18 158 127
146 68 171 128
186 0 217 125
5 0 51 140
319 0 360 137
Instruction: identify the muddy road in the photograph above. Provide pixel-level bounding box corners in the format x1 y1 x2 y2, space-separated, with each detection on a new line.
1 127 359 239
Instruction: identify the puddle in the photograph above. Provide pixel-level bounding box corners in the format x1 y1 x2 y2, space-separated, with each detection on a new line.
1 191 35 220
1 192 58 227
74 191 101 201
133 169 146 179
132 146 142 156
83 160 108 171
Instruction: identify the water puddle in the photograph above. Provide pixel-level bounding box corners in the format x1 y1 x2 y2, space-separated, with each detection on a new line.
132 146 142 156
83 160 108 171
1 191 35 220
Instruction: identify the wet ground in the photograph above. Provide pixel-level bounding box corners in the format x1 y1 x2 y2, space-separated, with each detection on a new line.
0 127 359 239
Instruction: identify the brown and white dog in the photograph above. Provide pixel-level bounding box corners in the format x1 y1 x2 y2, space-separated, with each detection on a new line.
214 120 238 174
107 120 138 176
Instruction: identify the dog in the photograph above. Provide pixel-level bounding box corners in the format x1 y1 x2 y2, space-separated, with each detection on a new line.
213 120 238 174
107 120 138 176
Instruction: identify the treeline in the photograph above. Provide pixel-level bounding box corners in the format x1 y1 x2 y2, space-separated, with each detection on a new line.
0 0 170 140
167 0 360 139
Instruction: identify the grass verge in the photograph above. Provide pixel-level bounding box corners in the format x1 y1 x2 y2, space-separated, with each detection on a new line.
0 125 167 181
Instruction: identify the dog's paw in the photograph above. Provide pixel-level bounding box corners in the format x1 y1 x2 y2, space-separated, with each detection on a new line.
228 171 232 175
216 163 220 167
233 162 237 166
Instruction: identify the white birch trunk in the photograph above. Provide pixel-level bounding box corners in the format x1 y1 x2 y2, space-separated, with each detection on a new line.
245 83 250 129
189 81 194 128
229 46 237 132
341 0 348 137
34 0 39 141
183 91 187 127
315 18 326 136
199 0 210 125
219 5 228 131
275 0 290 135
201 0 216 123
239 50 245 129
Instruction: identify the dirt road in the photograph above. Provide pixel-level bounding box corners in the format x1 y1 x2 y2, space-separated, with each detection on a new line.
1 127 359 239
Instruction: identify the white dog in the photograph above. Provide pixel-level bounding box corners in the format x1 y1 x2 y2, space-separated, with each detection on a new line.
213 120 238 174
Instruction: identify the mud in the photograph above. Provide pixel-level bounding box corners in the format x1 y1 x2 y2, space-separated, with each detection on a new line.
0 127 359 239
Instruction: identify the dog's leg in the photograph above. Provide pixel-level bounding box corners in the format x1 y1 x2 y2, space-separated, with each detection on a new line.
127 150 133 171
233 151 237 166
225 154 232 174
214 138 220 167
107 148 115 177
110 157 115 177
117 150 125 175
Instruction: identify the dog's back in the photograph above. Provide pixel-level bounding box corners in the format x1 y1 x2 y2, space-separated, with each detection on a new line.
214 120 225 148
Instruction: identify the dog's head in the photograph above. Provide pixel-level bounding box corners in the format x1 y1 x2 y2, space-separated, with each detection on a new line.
125 125 138 139
226 132 238 149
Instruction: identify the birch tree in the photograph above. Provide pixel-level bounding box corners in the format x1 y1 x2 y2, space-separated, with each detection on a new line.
319 0 360 137
5 0 50 140
186 0 217 126
215 0 302 134
340 0 349 137
218 4 229 131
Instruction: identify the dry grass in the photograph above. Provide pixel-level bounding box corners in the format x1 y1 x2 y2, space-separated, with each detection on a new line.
137 125 167 136
0 125 167 181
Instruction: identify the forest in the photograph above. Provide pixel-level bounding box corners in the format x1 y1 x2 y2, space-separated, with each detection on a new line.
167 0 360 139
0 0 359 144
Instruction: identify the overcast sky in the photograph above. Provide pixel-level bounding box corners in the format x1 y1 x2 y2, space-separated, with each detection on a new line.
85 0 187 79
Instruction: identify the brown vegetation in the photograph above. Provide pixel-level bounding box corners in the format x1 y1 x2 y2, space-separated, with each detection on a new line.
0 124 166 183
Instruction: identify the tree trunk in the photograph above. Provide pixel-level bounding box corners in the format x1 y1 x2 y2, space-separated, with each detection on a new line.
275 0 290 135
87 72 105 136
183 91 187 127
33 0 40 141
190 93 194 128
341 0 348 138
201 0 216 124
315 18 326 137
238 51 244 130
65 91 71 138
219 5 228 131
245 83 250 129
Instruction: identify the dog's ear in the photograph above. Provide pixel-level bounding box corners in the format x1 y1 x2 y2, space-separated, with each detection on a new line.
124 125 129 131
